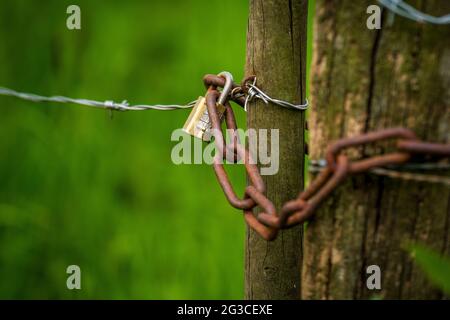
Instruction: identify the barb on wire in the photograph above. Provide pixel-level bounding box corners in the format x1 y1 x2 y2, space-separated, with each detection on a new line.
242 77 308 112
378 0 450 24
0 86 196 111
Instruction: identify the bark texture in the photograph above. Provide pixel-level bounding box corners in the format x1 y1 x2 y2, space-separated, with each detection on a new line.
244 0 308 299
305 0 450 299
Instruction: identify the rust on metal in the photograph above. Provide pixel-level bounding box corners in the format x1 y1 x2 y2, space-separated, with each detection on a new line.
397 140 450 157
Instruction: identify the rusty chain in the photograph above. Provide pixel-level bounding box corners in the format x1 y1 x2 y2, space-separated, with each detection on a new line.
202 74 450 241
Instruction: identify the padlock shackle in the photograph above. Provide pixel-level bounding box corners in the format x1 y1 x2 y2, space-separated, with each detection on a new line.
217 71 234 106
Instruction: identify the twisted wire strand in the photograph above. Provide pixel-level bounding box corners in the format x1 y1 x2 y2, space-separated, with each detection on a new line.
378 0 450 24
370 168 450 186
309 159 450 185
242 78 308 111
0 86 196 111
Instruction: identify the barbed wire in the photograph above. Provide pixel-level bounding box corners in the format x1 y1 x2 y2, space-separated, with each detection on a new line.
378 0 450 24
0 86 196 111
370 168 450 186
234 77 309 112
0 79 308 114
245 83 308 112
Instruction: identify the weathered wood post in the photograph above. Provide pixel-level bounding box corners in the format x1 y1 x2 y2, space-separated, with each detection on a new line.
245 0 308 299
305 0 450 299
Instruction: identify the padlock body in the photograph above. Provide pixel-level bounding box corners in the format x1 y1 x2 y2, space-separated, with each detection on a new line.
182 96 225 141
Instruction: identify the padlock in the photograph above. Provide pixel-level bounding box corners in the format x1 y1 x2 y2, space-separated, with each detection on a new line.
182 96 226 141
182 72 233 142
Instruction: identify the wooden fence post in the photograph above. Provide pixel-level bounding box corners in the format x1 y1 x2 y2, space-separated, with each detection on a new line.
305 0 450 299
245 0 308 300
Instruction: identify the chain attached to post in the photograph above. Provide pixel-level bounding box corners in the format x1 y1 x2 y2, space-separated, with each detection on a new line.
198 73 450 241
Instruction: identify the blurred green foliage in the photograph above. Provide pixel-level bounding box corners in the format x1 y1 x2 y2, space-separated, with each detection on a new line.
0 0 314 299
409 244 450 295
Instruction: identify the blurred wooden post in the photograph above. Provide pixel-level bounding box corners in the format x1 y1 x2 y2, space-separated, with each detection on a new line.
305 0 450 299
244 0 308 299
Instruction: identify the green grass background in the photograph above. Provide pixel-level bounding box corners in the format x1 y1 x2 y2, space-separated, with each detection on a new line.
0 0 314 299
